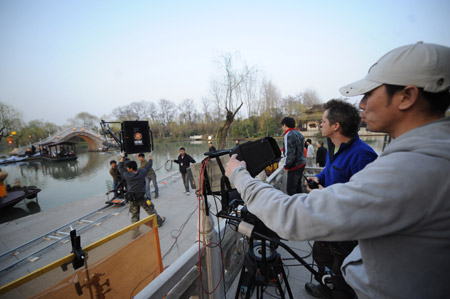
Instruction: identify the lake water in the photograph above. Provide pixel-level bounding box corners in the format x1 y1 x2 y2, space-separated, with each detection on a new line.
0 136 386 223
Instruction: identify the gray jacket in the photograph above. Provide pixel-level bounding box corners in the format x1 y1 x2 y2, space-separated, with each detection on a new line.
119 161 151 193
230 117 450 298
283 129 305 170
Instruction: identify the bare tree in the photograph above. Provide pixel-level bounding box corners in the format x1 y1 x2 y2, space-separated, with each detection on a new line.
211 53 256 149
67 112 99 130
201 97 212 124
300 88 322 107
111 101 150 121
178 99 196 124
282 95 306 128
260 79 281 117
146 102 158 123
241 70 259 118
158 99 176 137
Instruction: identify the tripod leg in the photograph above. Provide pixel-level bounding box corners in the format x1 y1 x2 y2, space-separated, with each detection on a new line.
235 266 256 299
275 278 286 299
235 266 247 299
279 266 294 298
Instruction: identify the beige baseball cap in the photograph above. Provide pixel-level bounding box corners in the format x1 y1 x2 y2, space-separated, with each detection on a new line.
339 41 450 97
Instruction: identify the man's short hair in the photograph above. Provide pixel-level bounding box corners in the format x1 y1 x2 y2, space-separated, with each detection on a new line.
126 160 137 171
110 160 117 165
138 153 145 158
318 141 324 146
306 139 312 144
324 99 361 138
281 117 296 128
179 147 185 151
385 84 450 116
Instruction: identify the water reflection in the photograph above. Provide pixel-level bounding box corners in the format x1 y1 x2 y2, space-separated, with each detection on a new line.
0 136 385 223
41 160 79 180
0 200 41 224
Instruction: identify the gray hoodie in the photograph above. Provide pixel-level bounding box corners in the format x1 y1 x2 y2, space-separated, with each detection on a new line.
230 117 450 298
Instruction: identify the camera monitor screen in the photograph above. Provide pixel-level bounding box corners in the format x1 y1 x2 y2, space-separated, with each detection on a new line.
121 121 152 154
233 137 281 177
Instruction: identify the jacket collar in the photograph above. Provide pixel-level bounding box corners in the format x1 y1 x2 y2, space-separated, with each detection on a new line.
283 128 295 136
327 134 360 161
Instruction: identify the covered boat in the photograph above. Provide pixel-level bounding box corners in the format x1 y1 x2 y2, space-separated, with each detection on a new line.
39 141 78 161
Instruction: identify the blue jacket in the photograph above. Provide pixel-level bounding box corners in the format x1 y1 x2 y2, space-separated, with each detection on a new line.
316 135 377 187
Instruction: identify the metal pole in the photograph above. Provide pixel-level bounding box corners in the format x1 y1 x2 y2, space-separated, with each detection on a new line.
197 198 224 299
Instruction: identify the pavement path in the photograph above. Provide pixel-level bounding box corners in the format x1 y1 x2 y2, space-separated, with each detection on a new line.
0 171 317 298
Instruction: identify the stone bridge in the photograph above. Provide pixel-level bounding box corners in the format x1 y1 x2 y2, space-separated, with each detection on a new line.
40 128 105 151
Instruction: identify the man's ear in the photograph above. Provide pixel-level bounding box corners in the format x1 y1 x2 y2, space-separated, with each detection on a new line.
397 86 420 111
332 122 341 133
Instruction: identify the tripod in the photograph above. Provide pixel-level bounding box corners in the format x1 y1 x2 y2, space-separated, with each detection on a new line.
235 237 294 299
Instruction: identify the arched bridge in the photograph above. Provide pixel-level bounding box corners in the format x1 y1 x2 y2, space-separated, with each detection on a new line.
40 128 106 151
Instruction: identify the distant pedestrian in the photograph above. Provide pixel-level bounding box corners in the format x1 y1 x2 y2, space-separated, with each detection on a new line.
173 147 196 195
306 139 315 167
208 141 217 152
138 153 159 199
235 139 240 146
118 156 165 233
316 141 327 167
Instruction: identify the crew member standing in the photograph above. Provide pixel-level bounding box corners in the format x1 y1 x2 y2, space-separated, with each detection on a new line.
225 42 450 298
173 147 196 195
281 117 305 195
109 160 121 198
208 141 217 152
305 99 378 298
119 156 165 231
138 153 159 199
316 141 327 167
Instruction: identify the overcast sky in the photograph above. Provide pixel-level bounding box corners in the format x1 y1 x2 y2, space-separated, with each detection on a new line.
1 0 449 125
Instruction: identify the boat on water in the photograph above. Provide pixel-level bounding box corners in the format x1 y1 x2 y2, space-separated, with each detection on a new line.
39 141 78 162
189 135 203 140
0 155 27 165
0 185 41 210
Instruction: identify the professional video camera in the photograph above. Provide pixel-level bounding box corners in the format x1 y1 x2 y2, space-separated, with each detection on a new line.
100 120 154 155
198 137 327 298
198 137 281 214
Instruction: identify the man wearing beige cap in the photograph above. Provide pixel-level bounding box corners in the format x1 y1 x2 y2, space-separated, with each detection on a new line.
225 42 450 298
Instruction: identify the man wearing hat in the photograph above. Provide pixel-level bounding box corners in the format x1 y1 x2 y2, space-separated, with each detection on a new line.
225 42 450 298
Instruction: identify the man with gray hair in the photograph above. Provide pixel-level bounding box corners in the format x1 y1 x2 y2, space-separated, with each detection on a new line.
225 42 450 298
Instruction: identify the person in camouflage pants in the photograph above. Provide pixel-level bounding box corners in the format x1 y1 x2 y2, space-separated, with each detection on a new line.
128 193 162 224
118 156 165 227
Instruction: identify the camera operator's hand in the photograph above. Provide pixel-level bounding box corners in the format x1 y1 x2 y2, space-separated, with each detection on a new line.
225 154 246 178
305 176 323 192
